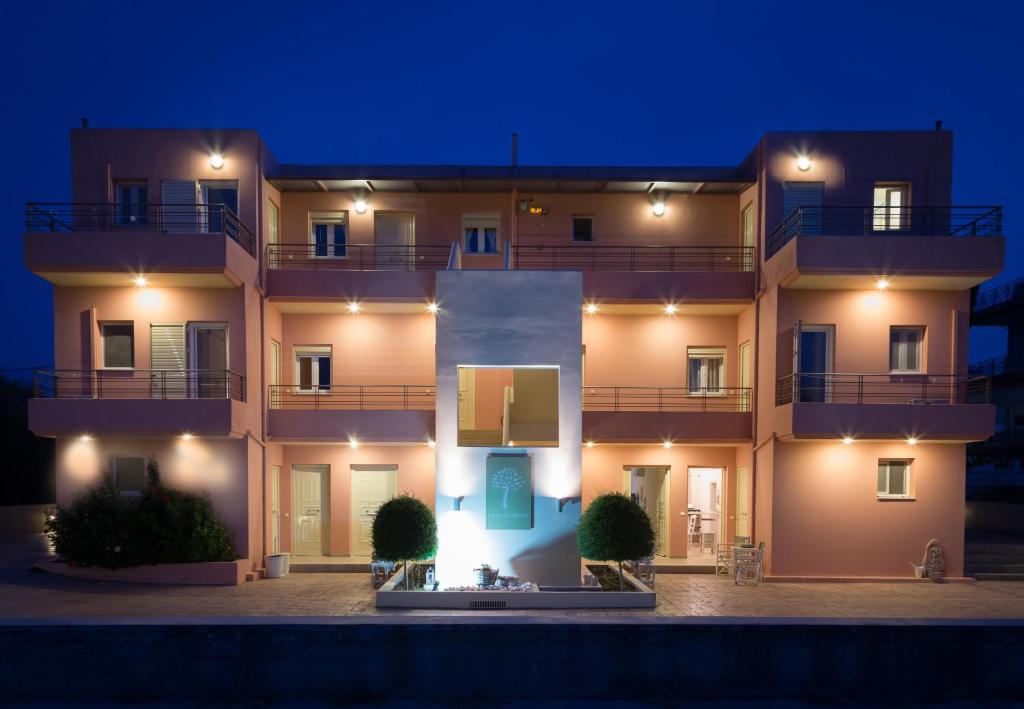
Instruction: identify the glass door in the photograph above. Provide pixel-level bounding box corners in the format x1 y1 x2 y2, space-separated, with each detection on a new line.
797 325 834 403
189 324 228 398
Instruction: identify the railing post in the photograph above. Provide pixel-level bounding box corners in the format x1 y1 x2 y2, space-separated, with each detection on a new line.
614 387 619 411
404 385 409 410
857 375 863 405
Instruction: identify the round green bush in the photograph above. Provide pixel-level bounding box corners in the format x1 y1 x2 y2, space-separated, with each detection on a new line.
371 494 437 589
576 493 655 589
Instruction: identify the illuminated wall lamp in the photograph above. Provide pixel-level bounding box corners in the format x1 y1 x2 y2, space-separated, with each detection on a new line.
558 496 581 513
453 495 465 511
796 155 812 171
210 153 225 170
652 202 666 217
355 199 368 214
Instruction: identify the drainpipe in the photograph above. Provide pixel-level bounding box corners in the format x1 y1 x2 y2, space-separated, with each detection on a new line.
750 137 766 546
256 139 269 572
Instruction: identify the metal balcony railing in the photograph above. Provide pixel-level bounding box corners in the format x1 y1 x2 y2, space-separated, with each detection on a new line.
34 369 246 402
583 386 752 412
268 384 436 410
969 353 1024 377
765 205 1003 258
974 275 1024 312
266 243 453 271
25 202 256 256
514 244 755 272
775 373 990 406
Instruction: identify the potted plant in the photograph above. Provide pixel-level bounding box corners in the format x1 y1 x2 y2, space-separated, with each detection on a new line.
371 494 437 590
576 492 655 591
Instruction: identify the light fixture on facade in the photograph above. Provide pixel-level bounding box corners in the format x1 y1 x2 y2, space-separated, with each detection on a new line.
875 279 890 290
652 202 667 217
181 433 194 441
907 437 918 446
427 439 436 448
663 440 673 449
355 199 368 214
664 303 678 315
426 302 439 314
453 495 464 511
134 276 149 287
585 440 595 448
585 303 598 315
210 153 225 170
796 155 812 171
79 434 93 442
349 437 360 449
348 302 361 314
842 436 854 445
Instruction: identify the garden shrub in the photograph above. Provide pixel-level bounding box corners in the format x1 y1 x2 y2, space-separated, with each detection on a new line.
371 494 437 589
576 492 655 590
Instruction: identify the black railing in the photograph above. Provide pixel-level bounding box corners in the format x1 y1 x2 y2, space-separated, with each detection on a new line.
974 275 1024 312
766 205 1003 258
582 386 752 412
34 369 246 402
25 203 256 256
775 373 990 406
269 384 435 410
969 353 1024 377
266 243 453 271
514 244 754 272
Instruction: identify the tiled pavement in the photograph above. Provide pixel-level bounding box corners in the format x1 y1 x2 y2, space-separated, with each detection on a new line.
4 535 1024 620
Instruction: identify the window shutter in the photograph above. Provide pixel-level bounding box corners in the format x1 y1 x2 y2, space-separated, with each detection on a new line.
161 180 200 233
783 182 824 235
150 323 186 397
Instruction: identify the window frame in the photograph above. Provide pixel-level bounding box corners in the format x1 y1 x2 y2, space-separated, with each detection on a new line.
100 321 135 370
294 346 332 394
872 182 911 232
877 459 912 500
309 212 349 259
114 181 149 227
462 213 500 254
571 215 595 243
110 455 147 496
889 326 925 374
687 347 727 397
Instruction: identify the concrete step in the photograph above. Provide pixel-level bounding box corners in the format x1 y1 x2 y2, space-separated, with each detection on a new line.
966 565 1024 575
972 572 1024 581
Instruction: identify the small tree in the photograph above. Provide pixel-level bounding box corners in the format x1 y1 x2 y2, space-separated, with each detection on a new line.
371 494 437 589
576 493 655 590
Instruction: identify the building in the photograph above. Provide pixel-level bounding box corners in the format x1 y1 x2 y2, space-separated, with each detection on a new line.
24 127 1003 584
969 276 1024 484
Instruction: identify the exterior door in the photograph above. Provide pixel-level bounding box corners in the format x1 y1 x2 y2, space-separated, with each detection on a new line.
797 325 834 403
739 340 751 412
293 465 327 556
374 213 414 270
150 323 186 398
735 466 751 538
625 467 669 558
271 465 281 555
350 466 398 557
189 324 228 398
457 367 475 430
783 182 824 234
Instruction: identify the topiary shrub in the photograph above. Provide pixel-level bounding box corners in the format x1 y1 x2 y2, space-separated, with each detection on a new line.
46 458 236 569
371 494 437 589
576 492 655 590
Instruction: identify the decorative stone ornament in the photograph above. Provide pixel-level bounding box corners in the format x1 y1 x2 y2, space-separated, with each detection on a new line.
923 538 947 583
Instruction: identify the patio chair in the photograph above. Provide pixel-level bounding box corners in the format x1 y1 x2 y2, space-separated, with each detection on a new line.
733 547 763 586
370 560 396 588
631 556 656 588
715 544 734 576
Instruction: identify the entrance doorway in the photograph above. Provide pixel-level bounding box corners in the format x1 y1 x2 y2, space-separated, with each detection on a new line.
350 465 398 557
374 213 414 270
271 465 281 555
735 466 751 539
624 467 670 557
687 467 723 560
293 465 329 556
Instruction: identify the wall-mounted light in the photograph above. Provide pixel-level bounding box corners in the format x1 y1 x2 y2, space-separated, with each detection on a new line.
558 496 581 513
663 440 673 449
842 436 854 445
355 199 368 214
210 153 225 170
453 495 465 511
426 302 439 314
180 433 194 441
664 303 678 315
349 437 360 449
652 202 667 217
79 434 93 442
347 302 361 314
585 303 598 315
796 155 812 172
585 440 595 448
875 279 890 290
907 437 918 446
427 439 436 449
134 276 149 287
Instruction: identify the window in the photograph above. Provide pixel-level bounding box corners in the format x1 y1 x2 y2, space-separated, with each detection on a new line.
101 323 134 369
311 214 347 258
457 366 558 447
572 216 594 242
463 214 499 254
266 200 279 245
877 459 911 498
873 183 909 231
295 347 331 392
111 456 146 495
890 327 923 373
741 205 754 247
115 182 148 226
688 347 726 395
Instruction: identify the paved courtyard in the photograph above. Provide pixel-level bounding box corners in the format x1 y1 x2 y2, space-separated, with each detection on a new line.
3 536 1024 620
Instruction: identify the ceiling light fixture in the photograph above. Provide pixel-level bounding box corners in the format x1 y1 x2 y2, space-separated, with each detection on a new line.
652 202 666 217
796 155 812 171
664 303 678 315
210 153 225 170
355 199 368 214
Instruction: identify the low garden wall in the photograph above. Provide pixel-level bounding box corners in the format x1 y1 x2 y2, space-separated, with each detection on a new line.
37 559 248 586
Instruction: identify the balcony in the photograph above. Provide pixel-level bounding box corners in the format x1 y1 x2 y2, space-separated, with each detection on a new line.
24 203 257 287
764 206 1004 290
774 373 994 441
970 353 1024 378
515 244 755 302
265 243 453 300
972 275 1024 326
582 386 752 443
29 369 247 437
267 384 436 442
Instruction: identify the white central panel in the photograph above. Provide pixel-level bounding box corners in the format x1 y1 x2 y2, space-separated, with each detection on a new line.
434 270 583 587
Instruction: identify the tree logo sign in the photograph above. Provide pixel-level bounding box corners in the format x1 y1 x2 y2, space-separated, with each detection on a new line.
485 455 532 529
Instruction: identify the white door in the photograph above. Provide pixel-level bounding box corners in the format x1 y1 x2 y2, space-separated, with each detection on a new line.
351 466 398 557
735 466 751 538
150 323 186 398
271 466 281 554
293 465 327 556
457 367 475 430
374 213 414 270
188 323 229 398
739 341 752 412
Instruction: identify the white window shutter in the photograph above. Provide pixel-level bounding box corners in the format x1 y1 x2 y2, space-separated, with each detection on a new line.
160 180 199 233
150 323 186 397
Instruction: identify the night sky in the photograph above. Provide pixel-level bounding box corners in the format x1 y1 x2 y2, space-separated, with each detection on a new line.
1 0 1020 373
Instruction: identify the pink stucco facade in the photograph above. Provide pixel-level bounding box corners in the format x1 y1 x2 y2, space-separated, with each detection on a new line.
25 127 1003 581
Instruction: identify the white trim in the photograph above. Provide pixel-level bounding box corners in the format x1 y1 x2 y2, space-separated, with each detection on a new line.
687 347 727 396
877 459 912 499
889 326 924 374
461 213 500 254
308 211 349 259
294 347 332 393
